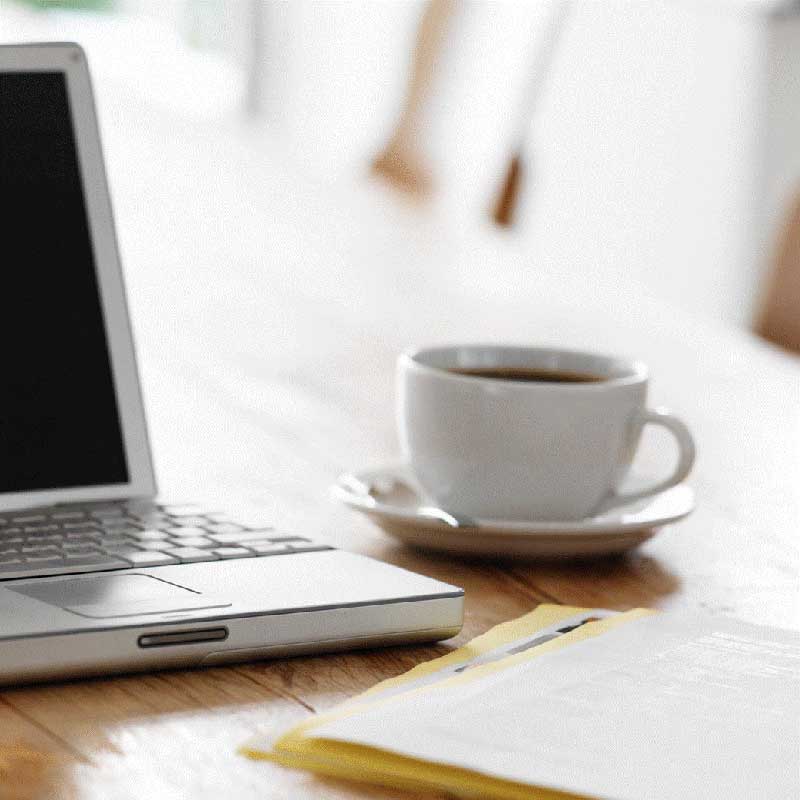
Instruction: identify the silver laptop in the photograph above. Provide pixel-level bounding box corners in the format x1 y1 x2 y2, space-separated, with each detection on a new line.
0 43 463 686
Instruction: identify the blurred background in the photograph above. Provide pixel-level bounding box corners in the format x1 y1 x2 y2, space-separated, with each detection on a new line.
2 0 799 351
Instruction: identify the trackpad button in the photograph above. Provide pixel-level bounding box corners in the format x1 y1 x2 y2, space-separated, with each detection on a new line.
10 573 231 618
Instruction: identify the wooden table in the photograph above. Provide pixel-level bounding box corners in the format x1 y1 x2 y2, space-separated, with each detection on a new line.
1 87 798 800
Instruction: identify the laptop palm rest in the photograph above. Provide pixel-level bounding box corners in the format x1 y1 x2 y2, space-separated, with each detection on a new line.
10 573 231 618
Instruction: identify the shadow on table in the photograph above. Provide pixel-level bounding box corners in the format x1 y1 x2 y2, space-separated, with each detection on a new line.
373 540 682 612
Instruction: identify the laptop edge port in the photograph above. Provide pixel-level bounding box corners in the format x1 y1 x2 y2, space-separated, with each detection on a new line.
138 627 229 648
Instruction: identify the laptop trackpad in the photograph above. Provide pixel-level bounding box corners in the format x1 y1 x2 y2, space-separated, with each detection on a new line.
11 573 231 618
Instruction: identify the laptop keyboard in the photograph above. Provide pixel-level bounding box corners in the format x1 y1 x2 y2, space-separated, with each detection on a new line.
0 500 332 581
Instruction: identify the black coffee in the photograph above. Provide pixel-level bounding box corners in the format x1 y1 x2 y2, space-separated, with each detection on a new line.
446 366 606 384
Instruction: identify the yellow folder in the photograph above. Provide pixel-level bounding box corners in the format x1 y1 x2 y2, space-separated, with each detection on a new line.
241 605 652 799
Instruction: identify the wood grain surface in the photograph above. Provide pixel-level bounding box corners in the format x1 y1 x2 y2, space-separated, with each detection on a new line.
1 87 798 800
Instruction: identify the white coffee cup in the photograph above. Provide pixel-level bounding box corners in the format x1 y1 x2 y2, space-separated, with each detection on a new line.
397 345 695 521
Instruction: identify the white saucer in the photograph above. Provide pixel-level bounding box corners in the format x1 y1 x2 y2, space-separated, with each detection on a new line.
332 465 695 559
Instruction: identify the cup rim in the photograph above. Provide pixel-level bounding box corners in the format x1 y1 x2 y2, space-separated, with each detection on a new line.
400 344 648 390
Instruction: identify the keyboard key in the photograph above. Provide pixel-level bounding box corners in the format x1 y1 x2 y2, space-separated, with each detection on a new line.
212 547 255 560
98 534 136 546
119 551 179 567
21 545 60 554
11 514 46 523
130 530 169 541
90 507 125 518
166 527 208 538
61 536 99 550
286 543 333 554
102 545 145 557
167 547 219 563
65 532 102 541
166 516 208 527
131 514 171 527
25 554 65 563
97 527 142 539
99 517 141 529
23 524 59 533
132 542 171 552
62 522 100 532
0 556 22 565
208 530 279 545
203 513 239 524
63 547 104 558
166 536 212 549
248 542 290 556
267 536 312 544
203 522 246 535
67 553 122 565
49 511 86 520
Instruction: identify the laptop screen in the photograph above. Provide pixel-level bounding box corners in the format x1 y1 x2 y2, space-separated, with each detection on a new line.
0 70 129 493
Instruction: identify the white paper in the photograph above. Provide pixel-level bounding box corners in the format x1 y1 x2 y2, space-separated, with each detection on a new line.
311 614 800 800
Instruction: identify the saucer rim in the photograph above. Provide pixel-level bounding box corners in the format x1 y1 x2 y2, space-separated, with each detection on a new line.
332 464 695 536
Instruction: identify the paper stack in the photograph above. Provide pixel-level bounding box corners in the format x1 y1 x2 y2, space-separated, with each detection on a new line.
241 605 800 800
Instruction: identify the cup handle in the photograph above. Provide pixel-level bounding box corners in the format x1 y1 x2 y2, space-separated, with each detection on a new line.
602 407 695 511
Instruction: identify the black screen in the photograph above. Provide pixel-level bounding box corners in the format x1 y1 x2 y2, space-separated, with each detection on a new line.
0 71 129 492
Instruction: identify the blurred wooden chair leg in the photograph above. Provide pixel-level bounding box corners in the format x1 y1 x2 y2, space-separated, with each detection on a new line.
492 0 572 228
371 0 457 199
493 153 524 228
756 188 800 354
